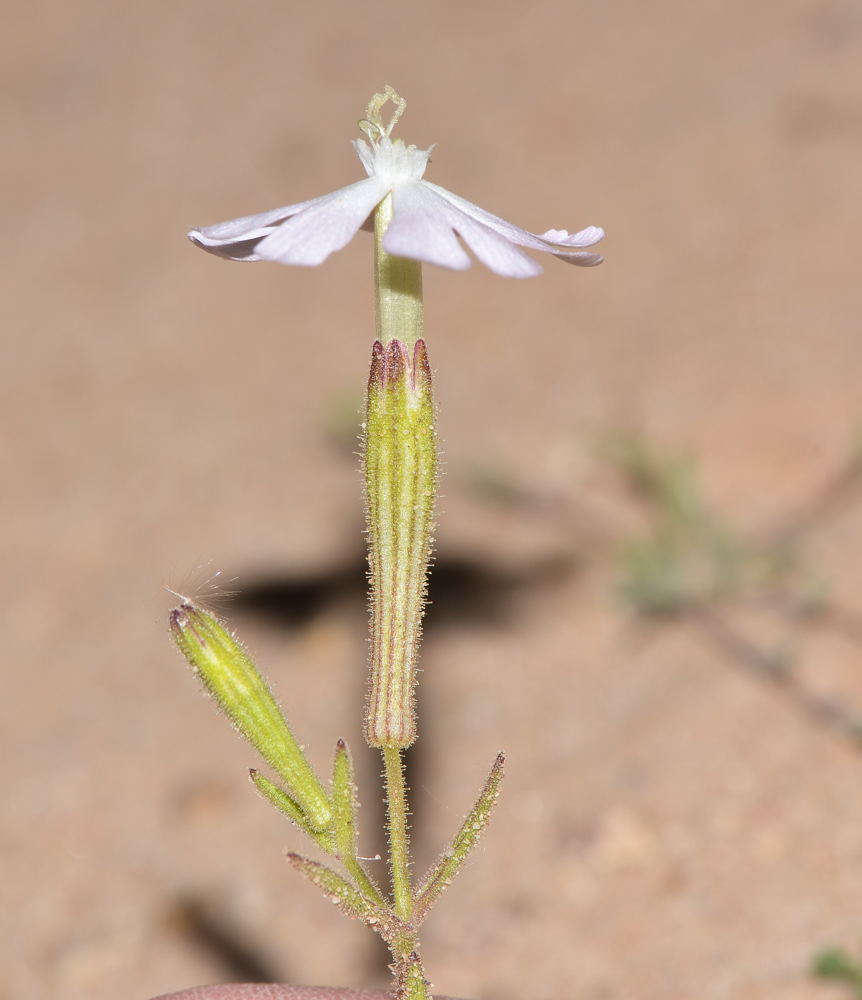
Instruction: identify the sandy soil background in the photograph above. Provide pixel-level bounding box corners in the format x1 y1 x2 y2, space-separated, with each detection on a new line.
4 2 862 999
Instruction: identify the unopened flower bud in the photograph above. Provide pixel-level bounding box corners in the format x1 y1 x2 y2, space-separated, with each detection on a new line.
169 604 332 831
364 338 437 748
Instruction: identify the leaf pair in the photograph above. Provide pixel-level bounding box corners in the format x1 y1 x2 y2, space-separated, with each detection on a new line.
285 750 505 955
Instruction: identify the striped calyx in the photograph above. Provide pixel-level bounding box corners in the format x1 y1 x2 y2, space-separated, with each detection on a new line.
364 337 437 748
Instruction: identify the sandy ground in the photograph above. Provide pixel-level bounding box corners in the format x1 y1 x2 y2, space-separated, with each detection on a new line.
3 1 862 998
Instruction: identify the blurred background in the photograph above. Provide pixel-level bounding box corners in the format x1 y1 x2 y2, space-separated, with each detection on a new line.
4 1 862 998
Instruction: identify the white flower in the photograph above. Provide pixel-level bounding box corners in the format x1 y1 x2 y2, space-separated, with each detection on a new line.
189 91 604 279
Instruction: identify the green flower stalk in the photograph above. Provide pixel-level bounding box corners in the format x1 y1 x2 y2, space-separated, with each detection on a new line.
178 85 603 1000
361 150 439 999
373 192 424 348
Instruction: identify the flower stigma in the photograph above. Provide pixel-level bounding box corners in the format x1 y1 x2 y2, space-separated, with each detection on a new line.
358 85 407 144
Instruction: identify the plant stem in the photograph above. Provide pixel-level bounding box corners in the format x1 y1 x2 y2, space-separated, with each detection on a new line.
374 193 424 348
394 950 430 1000
383 745 413 919
371 191 431 1000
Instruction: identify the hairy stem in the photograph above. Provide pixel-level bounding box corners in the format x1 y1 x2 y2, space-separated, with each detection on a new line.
369 188 431 1000
393 950 430 1000
383 746 413 919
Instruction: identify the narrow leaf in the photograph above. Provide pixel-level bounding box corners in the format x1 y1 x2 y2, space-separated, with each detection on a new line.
331 740 386 906
250 769 336 854
331 739 358 858
413 752 505 923
286 852 387 929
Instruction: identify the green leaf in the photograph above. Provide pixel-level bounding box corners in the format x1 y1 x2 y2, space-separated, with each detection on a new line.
331 740 387 906
250 769 336 854
331 739 358 859
286 852 388 930
413 752 505 924
814 948 862 988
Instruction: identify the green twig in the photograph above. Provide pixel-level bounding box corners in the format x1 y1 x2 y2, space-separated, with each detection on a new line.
383 746 413 919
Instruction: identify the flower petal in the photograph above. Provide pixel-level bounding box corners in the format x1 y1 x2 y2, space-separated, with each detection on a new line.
541 226 605 248
255 177 390 266
426 189 543 277
424 181 604 255
553 251 604 267
385 183 542 276
383 182 472 270
352 138 376 178
188 199 322 261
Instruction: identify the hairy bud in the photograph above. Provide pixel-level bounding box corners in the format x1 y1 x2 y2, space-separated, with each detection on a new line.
169 604 332 831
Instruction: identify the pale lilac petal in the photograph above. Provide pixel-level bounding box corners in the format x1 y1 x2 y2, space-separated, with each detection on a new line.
423 181 549 251
541 225 605 247
188 235 268 262
188 199 322 261
448 214 542 276
256 177 390 266
424 181 603 255
197 202 317 241
352 138 377 177
426 189 543 277
553 251 604 267
383 182 472 270
385 184 541 277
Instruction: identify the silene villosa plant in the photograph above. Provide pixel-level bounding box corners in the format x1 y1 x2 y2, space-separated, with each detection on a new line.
170 87 603 1000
